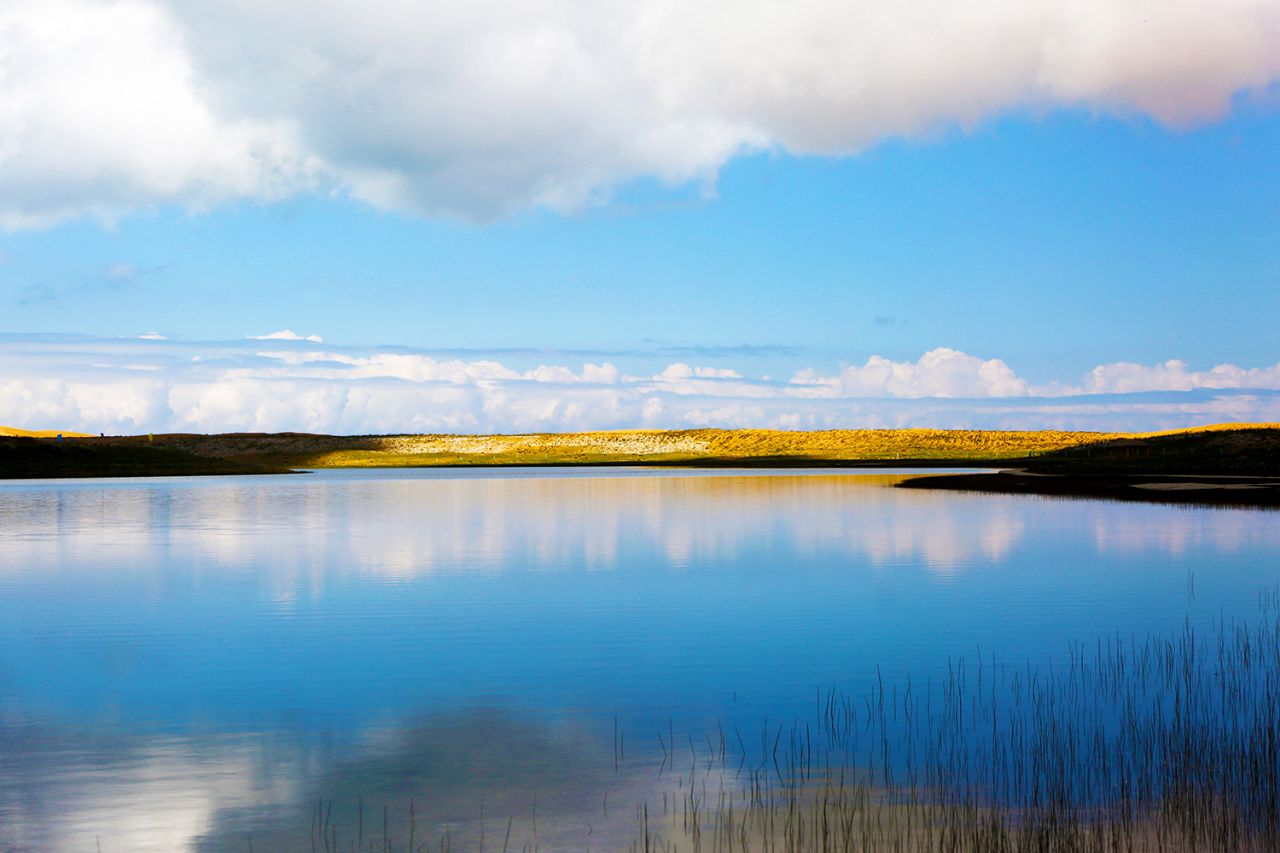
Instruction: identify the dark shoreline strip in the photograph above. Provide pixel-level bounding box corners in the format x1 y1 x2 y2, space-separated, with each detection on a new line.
899 471 1280 507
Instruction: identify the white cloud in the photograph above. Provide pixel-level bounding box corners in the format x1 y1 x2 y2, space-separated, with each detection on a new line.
655 364 742 380
792 348 1030 398
0 0 315 229
2 338 1280 434
1081 359 1280 393
582 363 620 384
638 362 764 397
0 374 170 434
248 350 519 383
1 0 1278 226
522 362 620 384
248 329 323 343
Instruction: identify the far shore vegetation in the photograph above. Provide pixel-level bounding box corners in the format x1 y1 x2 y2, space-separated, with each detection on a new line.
0 434 292 479
1 424 1278 504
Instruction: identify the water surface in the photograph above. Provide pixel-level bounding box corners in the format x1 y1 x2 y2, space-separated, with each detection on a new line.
0 468 1276 850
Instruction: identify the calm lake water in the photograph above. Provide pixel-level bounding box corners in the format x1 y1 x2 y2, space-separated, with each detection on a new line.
1 468 1277 851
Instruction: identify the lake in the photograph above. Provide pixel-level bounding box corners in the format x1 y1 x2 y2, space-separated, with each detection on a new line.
1 468 1277 851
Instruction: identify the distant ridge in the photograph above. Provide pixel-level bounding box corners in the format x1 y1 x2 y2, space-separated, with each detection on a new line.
1134 422 1280 437
3 423 1279 484
68 422 1280 470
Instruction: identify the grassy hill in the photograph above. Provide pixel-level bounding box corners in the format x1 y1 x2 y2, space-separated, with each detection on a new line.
1018 425 1280 476
0 435 293 479
54 423 1280 470
5 423 1278 479
78 427 1117 468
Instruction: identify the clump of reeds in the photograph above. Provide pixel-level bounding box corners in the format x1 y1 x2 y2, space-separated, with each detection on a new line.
186 608 1280 852
631 611 1280 852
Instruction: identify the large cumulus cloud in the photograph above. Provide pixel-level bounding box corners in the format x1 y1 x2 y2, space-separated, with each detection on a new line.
1 0 1278 226
791 349 1030 398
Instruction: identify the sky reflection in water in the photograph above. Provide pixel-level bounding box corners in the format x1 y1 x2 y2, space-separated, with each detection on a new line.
0 468 1277 851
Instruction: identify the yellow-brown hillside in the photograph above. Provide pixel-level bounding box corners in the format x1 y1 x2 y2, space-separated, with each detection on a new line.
58 422 1280 469
0 425 93 438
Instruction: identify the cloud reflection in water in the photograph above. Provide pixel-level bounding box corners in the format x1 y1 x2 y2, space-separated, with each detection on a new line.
2 469 1277 851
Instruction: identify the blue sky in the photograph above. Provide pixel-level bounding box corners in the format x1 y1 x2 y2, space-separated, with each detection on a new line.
1 1 1278 434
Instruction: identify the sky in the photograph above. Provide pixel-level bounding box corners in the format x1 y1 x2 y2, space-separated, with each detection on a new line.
1 0 1278 434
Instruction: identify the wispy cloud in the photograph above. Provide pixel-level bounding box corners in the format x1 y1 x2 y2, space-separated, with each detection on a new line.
12 259 165 308
104 261 170 283
1 338 1278 434
647 344 805 359
15 285 58 308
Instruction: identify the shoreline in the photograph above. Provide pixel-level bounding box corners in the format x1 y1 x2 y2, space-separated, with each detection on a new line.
2 425 1278 506
898 470 1280 507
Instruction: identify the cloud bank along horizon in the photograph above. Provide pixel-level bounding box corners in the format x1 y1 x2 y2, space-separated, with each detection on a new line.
1 0 1278 226
3 336 1280 434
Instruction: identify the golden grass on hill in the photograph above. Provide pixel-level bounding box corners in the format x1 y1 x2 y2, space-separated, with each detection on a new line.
0 425 92 438
28 422 1280 470
292 427 1129 467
